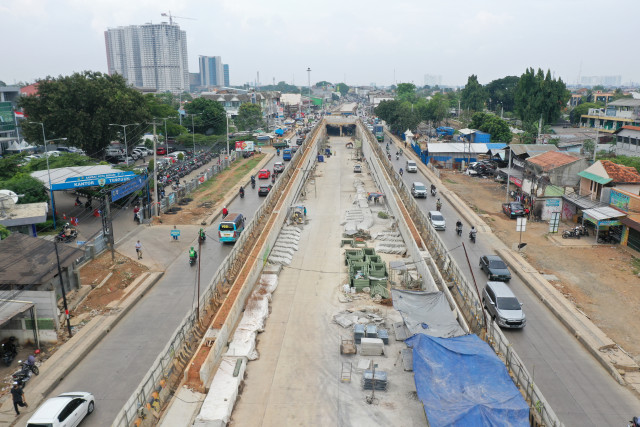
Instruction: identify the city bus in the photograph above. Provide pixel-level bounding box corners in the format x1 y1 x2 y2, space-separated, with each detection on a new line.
218 213 245 243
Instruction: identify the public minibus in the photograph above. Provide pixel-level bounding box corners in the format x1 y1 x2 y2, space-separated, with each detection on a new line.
218 213 245 243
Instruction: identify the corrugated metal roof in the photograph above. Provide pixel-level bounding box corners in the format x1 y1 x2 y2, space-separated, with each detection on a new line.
583 206 626 221
578 171 613 184
426 143 487 154
562 193 607 210
0 301 34 327
0 233 83 285
608 98 640 107
485 143 507 150
509 144 559 156
544 185 565 197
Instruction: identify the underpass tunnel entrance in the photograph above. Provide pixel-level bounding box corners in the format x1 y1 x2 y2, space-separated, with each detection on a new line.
325 124 356 137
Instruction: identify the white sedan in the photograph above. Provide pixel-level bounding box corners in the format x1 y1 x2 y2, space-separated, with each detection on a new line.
27 391 95 427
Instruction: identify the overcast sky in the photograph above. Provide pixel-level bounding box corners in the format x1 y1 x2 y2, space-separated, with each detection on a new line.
2 0 639 88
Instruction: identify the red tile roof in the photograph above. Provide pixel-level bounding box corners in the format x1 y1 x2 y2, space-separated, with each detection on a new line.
526 151 581 171
20 83 39 96
601 160 640 184
621 125 640 132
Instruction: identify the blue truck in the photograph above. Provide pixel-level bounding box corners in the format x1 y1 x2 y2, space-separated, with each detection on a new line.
374 124 384 142
282 148 292 161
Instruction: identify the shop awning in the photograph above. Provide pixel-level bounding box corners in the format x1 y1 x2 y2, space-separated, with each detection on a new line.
562 193 607 210
0 300 34 327
578 171 612 185
620 215 640 232
582 207 626 224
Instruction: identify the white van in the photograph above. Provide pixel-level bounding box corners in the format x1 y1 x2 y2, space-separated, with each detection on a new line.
284 138 291 146
105 147 125 157
406 160 418 173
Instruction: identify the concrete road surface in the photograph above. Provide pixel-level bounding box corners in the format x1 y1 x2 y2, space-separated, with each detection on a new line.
385 135 639 426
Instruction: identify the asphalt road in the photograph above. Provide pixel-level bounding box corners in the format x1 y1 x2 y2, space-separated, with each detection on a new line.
385 136 639 426
46 148 291 426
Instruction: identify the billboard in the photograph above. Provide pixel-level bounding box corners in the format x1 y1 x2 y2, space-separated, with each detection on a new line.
51 171 136 191
235 141 255 152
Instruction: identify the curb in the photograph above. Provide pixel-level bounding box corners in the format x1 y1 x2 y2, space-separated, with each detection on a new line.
386 131 491 232
203 153 275 226
497 249 627 385
384 130 640 386
4 272 164 425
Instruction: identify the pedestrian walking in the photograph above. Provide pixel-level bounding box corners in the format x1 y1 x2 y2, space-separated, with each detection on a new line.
135 240 142 259
172 225 179 241
11 383 27 415
303 206 307 217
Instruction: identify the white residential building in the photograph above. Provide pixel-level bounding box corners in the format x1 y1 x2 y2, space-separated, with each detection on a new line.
105 22 189 92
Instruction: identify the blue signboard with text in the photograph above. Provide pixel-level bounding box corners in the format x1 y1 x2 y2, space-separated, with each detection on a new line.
51 171 136 191
111 174 147 202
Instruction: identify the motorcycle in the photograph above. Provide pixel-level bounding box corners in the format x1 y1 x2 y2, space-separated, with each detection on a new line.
55 226 78 243
12 361 36 387
575 225 589 237
198 234 206 244
469 231 476 243
562 229 581 239
1 337 17 366
189 254 197 266
395 154 399 160
629 416 640 427
251 180 256 189
597 233 616 244
456 224 463 237
239 188 245 199
431 187 437 197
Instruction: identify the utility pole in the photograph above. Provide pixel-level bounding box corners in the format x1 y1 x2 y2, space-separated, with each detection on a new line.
197 238 202 322
152 121 159 216
593 120 600 162
54 241 73 337
108 123 139 166
307 67 312 117
505 147 513 203
537 115 543 144
103 194 115 262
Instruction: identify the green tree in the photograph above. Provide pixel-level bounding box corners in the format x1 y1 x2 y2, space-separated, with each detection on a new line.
23 153 99 173
336 83 350 95
374 100 419 134
315 81 332 88
460 75 487 112
19 71 151 158
427 93 450 125
485 76 519 112
259 81 300 93
470 112 512 143
235 103 264 131
184 98 227 135
0 224 9 240
570 102 599 124
0 173 48 204
396 83 417 103
514 68 570 127
0 154 23 180
144 95 186 138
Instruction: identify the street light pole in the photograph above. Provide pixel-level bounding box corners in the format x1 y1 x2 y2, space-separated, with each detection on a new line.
35 123 67 229
307 67 312 117
226 113 230 158
109 123 139 166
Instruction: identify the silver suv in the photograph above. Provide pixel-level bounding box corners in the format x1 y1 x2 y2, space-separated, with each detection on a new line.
428 211 446 230
411 182 427 198
482 281 526 328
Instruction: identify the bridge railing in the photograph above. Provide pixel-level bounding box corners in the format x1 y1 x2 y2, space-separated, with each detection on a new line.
359 121 563 427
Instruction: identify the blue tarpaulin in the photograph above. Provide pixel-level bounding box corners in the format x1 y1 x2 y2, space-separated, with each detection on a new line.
406 334 529 427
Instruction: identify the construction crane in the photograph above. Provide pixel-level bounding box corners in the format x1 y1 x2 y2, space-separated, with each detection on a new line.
161 11 196 25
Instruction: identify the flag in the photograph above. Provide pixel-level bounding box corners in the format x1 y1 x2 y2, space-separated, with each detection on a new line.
14 111 25 119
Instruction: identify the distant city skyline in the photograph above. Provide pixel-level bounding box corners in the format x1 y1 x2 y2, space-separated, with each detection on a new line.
2 1 640 88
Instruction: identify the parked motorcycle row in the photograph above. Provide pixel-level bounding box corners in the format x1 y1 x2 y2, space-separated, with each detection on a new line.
158 152 216 193
561 225 590 239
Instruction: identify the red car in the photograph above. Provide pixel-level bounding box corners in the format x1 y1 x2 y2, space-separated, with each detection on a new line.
156 147 167 155
258 169 271 179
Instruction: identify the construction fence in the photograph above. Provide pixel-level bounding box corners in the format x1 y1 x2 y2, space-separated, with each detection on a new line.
361 123 563 427
112 127 321 427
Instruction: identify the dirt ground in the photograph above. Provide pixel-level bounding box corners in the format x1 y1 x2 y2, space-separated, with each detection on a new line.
441 170 640 362
153 155 265 226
